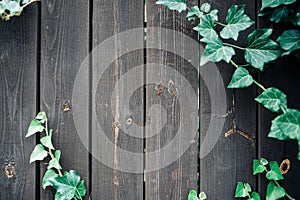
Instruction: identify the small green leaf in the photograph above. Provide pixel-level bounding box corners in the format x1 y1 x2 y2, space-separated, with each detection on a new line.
26 119 44 137
245 29 282 70
40 135 55 150
268 121 290 140
220 5 254 41
259 6 290 23
260 158 269 166
48 150 62 170
253 159 267 175
30 144 48 163
49 170 86 200
266 181 286 200
235 182 250 198
266 161 284 181
228 67 254 88
255 87 287 113
260 0 296 11
35 111 47 123
250 192 261 200
156 0 186 12
186 6 202 21
208 9 219 21
200 3 211 13
277 29 300 56
42 169 58 189
188 190 198 200
293 13 300 26
200 31 235 66
272 109 300 140
193 15 216 39
6 1 20 14
199 191 207 200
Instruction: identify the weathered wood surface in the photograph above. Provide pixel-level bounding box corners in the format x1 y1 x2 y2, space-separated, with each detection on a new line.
91 0 144 199
0 4 39 200
40 0 90 199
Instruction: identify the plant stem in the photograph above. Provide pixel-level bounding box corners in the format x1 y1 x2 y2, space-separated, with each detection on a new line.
215 21 226 26
224 42 246 50
76 188 83 200
274 181 295 200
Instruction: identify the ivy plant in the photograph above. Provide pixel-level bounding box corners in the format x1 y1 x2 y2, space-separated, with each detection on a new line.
26 112 87 200
156 0 300 160
0 0 38 20
188 190 207 200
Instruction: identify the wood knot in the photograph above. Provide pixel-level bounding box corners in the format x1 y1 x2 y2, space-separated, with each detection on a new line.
280 159 290 175
126 117 133 125
4 161 15 179
62 101 71 112
155 82 165 96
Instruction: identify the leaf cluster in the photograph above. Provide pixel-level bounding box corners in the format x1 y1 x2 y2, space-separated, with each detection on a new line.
0 0 36 20
26 112 87 200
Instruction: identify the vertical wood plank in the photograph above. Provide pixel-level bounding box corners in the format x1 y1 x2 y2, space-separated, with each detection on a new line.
199 0 257 198
145 0 199 199
0 4 39 200
40 0 90 199
91 0 144 199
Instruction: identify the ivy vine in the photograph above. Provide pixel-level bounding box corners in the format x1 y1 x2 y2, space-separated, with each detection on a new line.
0 0 38 20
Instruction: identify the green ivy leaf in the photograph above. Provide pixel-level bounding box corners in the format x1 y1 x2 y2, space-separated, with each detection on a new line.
193 15 216 39
198 192 207 200
40 130 55 150
200 3 211 13
259 6 290 23
255 87 287 113
208 9 219 21
188 190 198 200
156 0 186 12
220 5 254 41
245 29 282 70
35 111 47 123
272 109 300 140
4 0 20 14
266 181 286 200
26 119 44 137
269 120 290 140
228 67 254 88
0 3 5 14
250 192 261 200
49 170 86 200
277 29 300 56
22 0 30 4
186 6 202 21
266 161 284 181
48 150 62 170
200 31 235 66
253 159 267 175
42 169 58 189
235 182 250 197
293 13 300 26
260 0 296 11
30 144 48 163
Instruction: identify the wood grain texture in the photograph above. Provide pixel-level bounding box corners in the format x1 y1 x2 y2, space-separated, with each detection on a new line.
0 4 39 200
145 0 199 199
199 0 257 198
91 0 144 199
40 0 90 199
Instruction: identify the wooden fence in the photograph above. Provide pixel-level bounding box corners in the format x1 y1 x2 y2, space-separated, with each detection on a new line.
0 0 299 199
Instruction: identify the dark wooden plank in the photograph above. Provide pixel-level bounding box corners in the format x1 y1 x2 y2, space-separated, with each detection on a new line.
199 0 257 198
40 0 90 199
91 0 144 199
145 0 199 199
0 4 39 200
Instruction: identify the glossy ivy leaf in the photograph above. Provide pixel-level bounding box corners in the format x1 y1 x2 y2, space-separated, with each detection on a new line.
40 130 55 150
266 161 284 181
260 0 296 11
250 192 261 200
208 9 219 21
235 182 251 198
26 119 44 137
200 3 211 13
42 169 58 189
188 190 198 200
198 192 207 200
268 122 290 140
186 6 202 21
253 159 267 175
200 32 235 66
193 15 216 39
220 5 254 41
49 170 86 200
245 29 282 70
277 29 300 56
272 109 300 140
48 150 62 170
30 144 48 163
259 6 290 23
293 13 300 26
156 0 186 13
255 87 287 113
228 67 254 88
266 181 286 200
